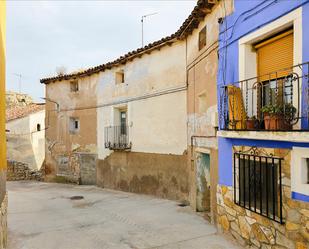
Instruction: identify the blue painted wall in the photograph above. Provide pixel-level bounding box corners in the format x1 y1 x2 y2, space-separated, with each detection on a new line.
217 0 309 201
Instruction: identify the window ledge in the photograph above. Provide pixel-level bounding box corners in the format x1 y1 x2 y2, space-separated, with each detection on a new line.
218 130 309 143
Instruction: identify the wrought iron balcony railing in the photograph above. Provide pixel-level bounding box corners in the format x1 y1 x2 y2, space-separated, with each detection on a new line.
104 125 131 150
219 62 309 131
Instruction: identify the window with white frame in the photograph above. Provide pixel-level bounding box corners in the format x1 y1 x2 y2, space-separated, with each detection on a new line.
291 147 309 199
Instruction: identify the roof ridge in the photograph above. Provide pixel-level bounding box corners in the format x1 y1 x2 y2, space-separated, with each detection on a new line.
40 0 216 84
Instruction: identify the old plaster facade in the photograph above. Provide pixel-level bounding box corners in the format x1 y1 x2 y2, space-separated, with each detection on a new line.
43 74 98 183
96 40 188 201
41 0 221 202
186 0 233 223
6 105 45 170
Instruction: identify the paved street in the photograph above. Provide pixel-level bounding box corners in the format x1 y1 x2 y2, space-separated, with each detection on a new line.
7 181 242 249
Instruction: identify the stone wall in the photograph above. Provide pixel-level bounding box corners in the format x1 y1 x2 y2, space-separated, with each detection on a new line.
217 148 309 249
7 160 42 181
49 153 97 185
0 193 7 249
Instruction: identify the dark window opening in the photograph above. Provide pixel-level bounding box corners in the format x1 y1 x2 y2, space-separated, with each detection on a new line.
116 70 125 84
69 117 79 133
198 26 207 50
70 80 79 92
37 124 41 131
120 111 127 135
234 151 283 223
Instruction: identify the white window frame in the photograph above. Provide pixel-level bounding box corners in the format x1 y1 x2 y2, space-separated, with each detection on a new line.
238 8 302 128
291 147 309 197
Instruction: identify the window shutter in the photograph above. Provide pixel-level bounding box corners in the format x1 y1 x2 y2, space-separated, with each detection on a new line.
255 30 293 81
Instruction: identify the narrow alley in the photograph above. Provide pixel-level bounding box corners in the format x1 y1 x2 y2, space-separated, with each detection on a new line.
7 181 241 249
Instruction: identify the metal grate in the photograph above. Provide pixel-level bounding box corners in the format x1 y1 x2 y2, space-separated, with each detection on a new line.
233 148 284 223
104 125 131 150
219 61 309 131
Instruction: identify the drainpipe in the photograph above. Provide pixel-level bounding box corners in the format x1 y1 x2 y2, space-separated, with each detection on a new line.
190 127 218 156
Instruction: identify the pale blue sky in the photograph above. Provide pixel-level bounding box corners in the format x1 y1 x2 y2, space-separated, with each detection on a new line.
6 1 196 101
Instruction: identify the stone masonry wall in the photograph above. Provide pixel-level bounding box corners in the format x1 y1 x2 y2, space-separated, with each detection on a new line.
217 148 309 249
0 193 7 249
7 160 42 181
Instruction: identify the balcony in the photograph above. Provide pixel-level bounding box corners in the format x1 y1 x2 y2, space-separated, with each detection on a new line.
219 62 309 133
104 125 131 150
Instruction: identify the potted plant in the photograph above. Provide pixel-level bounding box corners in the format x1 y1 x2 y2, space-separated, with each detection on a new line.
261 105 281 130
279 103 297 130
246 116 258 130
261 105 272 130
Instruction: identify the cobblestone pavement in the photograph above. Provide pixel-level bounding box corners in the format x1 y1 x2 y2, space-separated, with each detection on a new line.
7 181 242 249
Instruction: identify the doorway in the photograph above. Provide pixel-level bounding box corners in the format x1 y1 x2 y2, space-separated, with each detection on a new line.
196 153 211 212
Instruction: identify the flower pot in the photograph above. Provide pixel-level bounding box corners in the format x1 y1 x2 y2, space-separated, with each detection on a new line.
278 117 292 130
246 119 258 130
264 113 270 130
269 115 280 130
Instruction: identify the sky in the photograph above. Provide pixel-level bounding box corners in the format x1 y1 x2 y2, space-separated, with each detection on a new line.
6 1 196 102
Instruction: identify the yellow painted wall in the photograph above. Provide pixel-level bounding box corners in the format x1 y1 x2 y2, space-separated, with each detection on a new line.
0 1 6 170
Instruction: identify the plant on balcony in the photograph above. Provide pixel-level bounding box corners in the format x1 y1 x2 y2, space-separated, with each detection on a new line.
246 115 258 130
261 104 281 130
280 103 297 130
261 103 296 130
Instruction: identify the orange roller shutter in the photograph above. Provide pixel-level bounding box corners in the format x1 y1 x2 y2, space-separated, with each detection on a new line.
255 30 293 81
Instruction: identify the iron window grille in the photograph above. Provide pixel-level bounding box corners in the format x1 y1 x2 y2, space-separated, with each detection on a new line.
219 61 309 131
233 147 284 224
104 125 131 150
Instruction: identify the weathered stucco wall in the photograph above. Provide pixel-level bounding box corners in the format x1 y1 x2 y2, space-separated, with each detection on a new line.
185 0 233 222
97 41 187 159
98 91 187 160
96 40 188 200
7 110 45 170
97 151 189 201
45 73 98 180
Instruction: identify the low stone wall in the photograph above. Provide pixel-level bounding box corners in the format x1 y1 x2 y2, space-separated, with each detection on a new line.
7 160 42 181
97 151 189 201
0 193 7 249
217 184 309 249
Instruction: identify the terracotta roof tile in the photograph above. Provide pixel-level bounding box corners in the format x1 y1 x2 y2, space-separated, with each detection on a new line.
40 0 216 84
6 104 45 122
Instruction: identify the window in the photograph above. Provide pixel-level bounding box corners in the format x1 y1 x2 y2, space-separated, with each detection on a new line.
291 147 309 200
234 149 283 223
115 70 125 84
120 111 127 135
37 124 41 131
70 80 79 92
255 29 294 111
69 117 79 133
198 26 207 50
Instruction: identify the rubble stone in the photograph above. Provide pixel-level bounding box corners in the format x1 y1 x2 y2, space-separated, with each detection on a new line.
7 160 43 181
